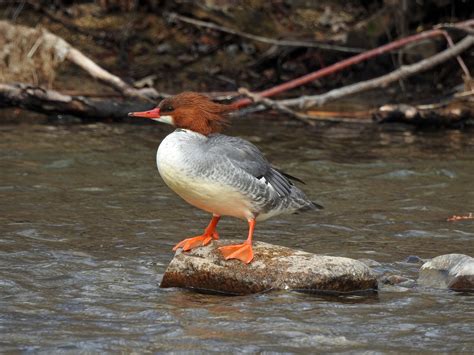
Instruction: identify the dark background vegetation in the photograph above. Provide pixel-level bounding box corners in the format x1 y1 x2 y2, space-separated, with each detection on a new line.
2 1 472 91
0 0 473 124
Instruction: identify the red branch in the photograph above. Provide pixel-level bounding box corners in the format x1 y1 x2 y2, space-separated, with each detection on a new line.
234 19 474 108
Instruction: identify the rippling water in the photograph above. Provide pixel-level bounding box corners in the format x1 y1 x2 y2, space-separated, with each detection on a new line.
1 119 473 352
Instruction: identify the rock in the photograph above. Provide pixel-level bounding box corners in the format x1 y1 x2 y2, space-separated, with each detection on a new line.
357 258 381 267
405 255 425 264
160 240 378 295
418 254 474 291
382 274 415 288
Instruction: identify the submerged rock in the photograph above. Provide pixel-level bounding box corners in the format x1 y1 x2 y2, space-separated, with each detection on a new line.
160 240 378 295
381 274 415 288
418 254 474 291
405 255 425 264
357 258 381 267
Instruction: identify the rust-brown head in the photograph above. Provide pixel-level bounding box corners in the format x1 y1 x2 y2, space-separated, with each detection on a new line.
128 92 236 135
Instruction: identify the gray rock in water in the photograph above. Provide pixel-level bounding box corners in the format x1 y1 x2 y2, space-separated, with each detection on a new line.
160 240 378 295
418 254 474 291
357 258 381 267
382 274 415 288
405 255 425 264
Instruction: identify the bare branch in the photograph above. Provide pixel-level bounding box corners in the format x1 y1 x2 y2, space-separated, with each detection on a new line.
233 21 474 108
168 12 364 53
435 19 474 34
238 88 316 125
277 35 474 109
238 88 373 124
0 20 156 101
440 31 471 80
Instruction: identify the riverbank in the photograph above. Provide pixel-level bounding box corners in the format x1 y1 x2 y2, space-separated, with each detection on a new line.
1 2 473 126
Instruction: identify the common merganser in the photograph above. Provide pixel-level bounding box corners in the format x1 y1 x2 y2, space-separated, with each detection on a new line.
129 92 322 263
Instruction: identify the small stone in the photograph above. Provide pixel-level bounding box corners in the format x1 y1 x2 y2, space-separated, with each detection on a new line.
418 254 474 291
382 274 412 286
160 240 378 295
405 255 424 264
358 258 381 267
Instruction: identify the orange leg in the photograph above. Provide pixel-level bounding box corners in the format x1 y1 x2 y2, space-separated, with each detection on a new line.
173 215 220 252
219 219 255 264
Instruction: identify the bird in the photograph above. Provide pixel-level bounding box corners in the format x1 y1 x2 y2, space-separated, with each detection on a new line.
128 92 322 264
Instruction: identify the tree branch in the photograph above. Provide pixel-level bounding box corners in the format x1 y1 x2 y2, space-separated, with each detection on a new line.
237 88 316 125
277 35 474 108
233 20 474 108
167 12 364 53
440 30 471 80
237 88 373 124
0 20 157 101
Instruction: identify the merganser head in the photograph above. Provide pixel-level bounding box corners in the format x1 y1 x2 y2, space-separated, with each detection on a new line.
128 92 236 135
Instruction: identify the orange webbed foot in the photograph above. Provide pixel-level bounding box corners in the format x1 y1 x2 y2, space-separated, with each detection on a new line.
219 243 254 264
173 231 219 252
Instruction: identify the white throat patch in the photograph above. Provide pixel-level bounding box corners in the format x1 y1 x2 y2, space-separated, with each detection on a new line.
153 115 174 125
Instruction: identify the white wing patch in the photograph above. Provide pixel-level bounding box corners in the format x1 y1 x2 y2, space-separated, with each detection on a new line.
258 175 278 194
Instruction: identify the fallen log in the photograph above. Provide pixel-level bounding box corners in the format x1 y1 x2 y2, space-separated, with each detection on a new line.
374 92 474 126
0 83 154 120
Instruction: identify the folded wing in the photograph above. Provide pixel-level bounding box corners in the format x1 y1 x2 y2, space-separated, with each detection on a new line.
206 134 296 197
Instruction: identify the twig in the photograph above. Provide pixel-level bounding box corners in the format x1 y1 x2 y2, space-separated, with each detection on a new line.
447 213 474 222
11 0 26 22
414 90 474 110
238 88 315 125
167 12 364 54
238 89 373 124
299 115 372 124
306 109 374 119
454 90 474 99
276 35 474 108
440 30 471 79
435 21 474 35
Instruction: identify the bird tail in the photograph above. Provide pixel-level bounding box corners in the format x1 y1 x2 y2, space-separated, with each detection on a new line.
311 201 324 210
289 186 324 214
296 200 324 213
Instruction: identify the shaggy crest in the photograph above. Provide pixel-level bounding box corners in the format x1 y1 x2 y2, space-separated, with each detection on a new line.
159 92 236 135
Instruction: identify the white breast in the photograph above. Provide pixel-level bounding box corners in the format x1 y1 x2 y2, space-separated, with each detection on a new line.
156 130 254 220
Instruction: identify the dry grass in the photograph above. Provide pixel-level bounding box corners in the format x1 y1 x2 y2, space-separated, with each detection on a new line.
0 21 65 88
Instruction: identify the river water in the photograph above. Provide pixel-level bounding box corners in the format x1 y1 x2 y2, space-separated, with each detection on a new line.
1 119 473 352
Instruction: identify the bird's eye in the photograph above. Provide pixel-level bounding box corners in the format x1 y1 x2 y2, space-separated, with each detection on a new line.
163 105 174 112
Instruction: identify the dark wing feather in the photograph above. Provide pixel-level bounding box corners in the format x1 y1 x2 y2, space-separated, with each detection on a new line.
275 169 306 185
265 169 292 196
